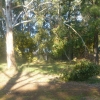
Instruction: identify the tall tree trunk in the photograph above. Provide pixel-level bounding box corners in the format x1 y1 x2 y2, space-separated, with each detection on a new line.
6 29 16 68
94 32 99 64
5 0 16 68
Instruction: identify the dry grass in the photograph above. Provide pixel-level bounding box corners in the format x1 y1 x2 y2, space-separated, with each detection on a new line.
0 61 100 100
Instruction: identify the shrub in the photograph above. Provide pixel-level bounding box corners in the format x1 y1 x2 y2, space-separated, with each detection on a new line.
62 60 100 81
14 31 36 63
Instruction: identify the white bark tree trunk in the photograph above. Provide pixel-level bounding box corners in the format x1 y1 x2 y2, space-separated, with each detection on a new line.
5 0 16 69
4 0 53 68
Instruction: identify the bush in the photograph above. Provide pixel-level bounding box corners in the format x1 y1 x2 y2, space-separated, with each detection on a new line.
62 60 100 81
14 31 36 63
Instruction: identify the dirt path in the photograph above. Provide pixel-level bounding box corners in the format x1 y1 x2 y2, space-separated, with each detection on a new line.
0 69 100 100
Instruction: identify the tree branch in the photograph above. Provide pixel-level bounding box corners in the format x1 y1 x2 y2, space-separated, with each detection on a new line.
64 22 88 51
13 11 24 26
13 17 39 27
13 1 55 27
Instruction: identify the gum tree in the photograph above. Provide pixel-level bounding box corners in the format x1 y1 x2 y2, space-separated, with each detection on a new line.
0 0 54 69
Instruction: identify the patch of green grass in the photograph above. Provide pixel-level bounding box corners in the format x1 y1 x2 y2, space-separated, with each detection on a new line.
17 61 67 76
0 63 7 71
65 95 83 100
1 60 100 84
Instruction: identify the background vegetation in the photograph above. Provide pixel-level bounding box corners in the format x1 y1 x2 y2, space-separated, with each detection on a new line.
0 0 100 81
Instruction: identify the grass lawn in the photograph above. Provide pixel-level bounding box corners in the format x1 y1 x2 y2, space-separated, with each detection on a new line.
0 60 100 100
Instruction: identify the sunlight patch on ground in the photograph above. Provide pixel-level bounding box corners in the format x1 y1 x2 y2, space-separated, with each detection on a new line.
10 73 55 91
0 63 7 70
0 61 100 100
0 63 7 66
97 76 100 79
0 69 56 91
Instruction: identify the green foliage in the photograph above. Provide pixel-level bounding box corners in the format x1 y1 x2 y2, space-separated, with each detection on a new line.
12 1 23 14
51 23 68 58
14 31 36 62
34 28 53 58
62 59 100 81
89 5 100 16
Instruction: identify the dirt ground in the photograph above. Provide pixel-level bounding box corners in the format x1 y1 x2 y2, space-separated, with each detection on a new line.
0 68 100 100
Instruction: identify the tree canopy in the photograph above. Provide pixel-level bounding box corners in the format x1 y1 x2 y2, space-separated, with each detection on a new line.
0 0 100 67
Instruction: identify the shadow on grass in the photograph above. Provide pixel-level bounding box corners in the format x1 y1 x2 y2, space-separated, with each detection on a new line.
1 75 100 100
0 61 100 100
85 76 100 84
